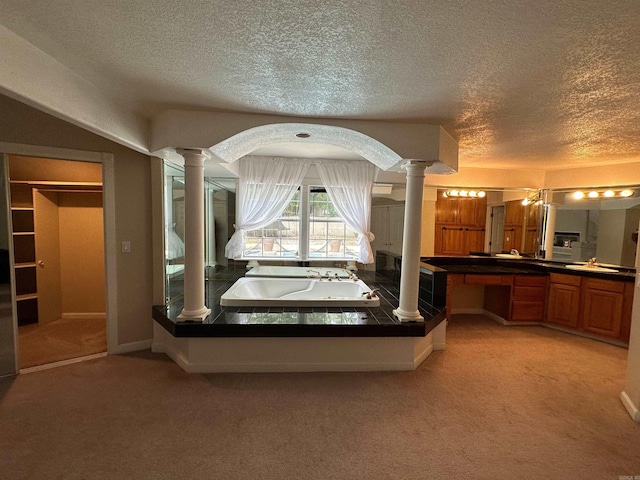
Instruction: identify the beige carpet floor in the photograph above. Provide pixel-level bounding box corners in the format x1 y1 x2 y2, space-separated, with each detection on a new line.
1 314 639 479
18 316 107 369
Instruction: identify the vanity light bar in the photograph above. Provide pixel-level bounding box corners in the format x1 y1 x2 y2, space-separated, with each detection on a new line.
443 189 485 198
572 189 634 200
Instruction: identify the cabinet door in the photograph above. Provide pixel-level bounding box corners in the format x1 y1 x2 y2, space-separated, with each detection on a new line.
504 200 525 226
435 195 458 224
582 287 623 338
546 283 580 328
387 205 404 255
436 226 465 255
464 228 485 254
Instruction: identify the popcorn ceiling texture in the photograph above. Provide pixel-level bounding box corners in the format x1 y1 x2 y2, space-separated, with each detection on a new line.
1 0 639 169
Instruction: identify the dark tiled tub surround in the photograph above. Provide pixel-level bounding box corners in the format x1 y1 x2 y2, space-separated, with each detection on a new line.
153 266 446 338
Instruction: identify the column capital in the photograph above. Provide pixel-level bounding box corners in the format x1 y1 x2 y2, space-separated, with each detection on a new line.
401 160 433 176
176 148 211 165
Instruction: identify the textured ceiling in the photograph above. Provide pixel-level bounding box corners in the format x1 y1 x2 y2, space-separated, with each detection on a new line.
1 0 639 170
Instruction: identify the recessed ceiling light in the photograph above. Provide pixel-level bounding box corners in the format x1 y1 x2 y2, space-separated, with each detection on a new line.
296 133 311 138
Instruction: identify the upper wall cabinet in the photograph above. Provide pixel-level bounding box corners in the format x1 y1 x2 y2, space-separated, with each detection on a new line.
434 191 487 256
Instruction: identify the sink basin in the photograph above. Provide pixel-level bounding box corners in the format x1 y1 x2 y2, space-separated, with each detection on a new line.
573 261 621 268
496 253 523 259
565 265 619 273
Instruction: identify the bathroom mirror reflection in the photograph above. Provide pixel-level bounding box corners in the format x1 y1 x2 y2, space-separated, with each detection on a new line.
545 186 640 268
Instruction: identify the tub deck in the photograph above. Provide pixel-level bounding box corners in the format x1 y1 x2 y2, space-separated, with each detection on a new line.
153 266 444 338
151 265 447 372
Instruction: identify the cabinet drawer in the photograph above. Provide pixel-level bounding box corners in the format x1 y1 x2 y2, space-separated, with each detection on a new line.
512 285 546 300
514 275 547 286
512 301 545 321
583 277 625 293
464 275 511 285
549 273 582 287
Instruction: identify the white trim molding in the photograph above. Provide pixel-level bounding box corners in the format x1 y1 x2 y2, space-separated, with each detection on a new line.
620 391 640 423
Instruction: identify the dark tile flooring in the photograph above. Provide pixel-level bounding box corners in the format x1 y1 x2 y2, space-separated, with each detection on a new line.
153 266 446 338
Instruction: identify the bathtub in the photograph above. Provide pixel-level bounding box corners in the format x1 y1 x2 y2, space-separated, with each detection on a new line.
245 265 353 278
220 277 381 307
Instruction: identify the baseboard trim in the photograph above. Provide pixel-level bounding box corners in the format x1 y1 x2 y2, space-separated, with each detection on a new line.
620 391 640 423
61 312 106 320
109 339 153 355
20 352 107 374
451 308 484 315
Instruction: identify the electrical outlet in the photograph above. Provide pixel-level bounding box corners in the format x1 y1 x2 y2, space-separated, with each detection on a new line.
121 241 131 253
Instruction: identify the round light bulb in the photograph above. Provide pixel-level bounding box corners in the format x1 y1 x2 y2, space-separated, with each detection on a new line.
469 190 477 197
477 191 486 198
522 198 529 206
604 190 615 197
620 189 634 197
459 190 468 197
587 191 599 198
450 190 459 197
573 191 585 200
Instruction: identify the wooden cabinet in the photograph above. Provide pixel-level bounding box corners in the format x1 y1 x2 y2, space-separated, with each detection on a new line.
511 275 547 321
371 204 404 256
546 274 581 328
434 191 486 255
502 200 524 252
545 273 633 342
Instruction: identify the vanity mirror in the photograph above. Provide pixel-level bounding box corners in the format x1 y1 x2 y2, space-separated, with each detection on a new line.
542 186 640 268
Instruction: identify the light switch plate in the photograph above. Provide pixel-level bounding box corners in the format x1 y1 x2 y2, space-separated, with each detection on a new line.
121 241 131 253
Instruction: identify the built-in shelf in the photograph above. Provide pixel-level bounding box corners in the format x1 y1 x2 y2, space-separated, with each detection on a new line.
16 293 38 301
14 263 37 268
12 232 34 236
11 207 34 211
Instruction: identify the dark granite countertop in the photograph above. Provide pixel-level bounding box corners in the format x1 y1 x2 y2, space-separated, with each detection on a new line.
153 266 446 338
419 255 636 281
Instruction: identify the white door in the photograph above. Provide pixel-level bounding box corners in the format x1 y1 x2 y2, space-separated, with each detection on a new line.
388 205 405 255
490 205 505 253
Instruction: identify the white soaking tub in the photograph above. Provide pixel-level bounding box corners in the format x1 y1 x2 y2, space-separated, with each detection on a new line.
245 265 352 278
220 277 381 307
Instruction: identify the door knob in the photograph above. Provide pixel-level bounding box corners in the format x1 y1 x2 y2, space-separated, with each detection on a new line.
38 260 45 267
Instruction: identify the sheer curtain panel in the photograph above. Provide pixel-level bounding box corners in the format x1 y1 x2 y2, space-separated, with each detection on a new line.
225 157 310 259
315 159 377 263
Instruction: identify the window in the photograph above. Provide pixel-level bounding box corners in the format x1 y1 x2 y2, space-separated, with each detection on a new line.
243 186 360 260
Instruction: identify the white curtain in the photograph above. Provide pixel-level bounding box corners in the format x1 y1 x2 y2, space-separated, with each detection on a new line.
315 159 377 264
225 157 310 259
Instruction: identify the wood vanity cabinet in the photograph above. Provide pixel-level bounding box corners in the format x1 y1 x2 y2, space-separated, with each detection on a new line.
435 191 486 256
546 273 581 328
510 275 547 321
545 273 633 342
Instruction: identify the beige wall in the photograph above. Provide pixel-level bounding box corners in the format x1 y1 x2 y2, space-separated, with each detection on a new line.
0 94 153 346
58 192 105 314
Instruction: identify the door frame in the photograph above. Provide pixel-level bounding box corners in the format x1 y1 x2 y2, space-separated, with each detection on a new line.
0 142 117 364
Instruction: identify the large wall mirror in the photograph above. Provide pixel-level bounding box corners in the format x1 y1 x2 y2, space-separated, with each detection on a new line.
544 186 640 268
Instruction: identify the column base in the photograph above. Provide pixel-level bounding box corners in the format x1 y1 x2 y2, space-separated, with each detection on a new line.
178 307 211 322
393 308 424 323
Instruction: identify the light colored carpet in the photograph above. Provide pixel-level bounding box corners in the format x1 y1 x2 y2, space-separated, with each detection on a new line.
18 316 107 369
1 314 639 480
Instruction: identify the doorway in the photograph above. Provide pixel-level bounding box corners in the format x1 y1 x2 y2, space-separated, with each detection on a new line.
8 155 106 369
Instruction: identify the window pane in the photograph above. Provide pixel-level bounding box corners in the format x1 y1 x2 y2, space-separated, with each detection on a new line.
244 191 300 258
309 190 359 259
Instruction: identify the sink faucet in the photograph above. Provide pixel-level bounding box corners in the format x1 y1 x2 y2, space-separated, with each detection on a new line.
587 257 597 267
510 249 519 256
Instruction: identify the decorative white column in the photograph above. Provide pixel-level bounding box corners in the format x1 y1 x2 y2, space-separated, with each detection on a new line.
393 160 430 323
177 149 211 321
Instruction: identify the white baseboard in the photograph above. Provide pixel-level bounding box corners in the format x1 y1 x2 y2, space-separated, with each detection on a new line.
61 312 106 320
109 339 152 355
620 391 640 423
20 352 107 374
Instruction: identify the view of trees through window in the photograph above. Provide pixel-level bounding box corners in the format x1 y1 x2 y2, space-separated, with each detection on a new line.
244 187 359 260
